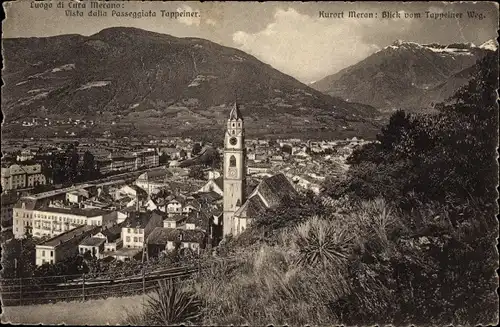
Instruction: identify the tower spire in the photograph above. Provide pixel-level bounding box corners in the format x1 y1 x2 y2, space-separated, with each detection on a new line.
229 101 243 120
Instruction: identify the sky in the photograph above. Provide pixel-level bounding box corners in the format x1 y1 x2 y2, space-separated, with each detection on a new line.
2 1 498 83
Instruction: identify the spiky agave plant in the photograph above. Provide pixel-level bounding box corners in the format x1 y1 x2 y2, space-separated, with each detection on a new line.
294 216 354 269
145 278 202 326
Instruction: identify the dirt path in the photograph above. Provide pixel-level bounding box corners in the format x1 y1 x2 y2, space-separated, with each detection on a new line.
1 294 146 325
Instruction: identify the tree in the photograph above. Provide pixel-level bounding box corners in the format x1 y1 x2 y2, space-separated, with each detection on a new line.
65 149 80 183
377 110 414 153
81 150 98 181
281 144 293 155
189 165 205 180
192 143 202 156
1 236 36 278
50 152 67 184
323 53 499 205
199 147 221 169
159 153 170 165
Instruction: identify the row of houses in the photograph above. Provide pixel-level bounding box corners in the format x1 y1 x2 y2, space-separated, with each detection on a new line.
35 210 212 266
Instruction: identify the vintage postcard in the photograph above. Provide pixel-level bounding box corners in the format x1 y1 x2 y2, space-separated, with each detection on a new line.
1 0 499 325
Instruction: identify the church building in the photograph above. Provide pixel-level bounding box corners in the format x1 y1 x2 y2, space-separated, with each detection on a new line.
222 103 297 237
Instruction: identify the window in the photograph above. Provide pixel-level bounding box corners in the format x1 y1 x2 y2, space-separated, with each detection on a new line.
42 250 45 257
126 236 130 242
50 251 53 257
128 228 131 233
230 156 236 167
133 237 137 242
139 237 143 242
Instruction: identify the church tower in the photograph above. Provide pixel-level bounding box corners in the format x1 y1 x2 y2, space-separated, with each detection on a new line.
223 102 246 237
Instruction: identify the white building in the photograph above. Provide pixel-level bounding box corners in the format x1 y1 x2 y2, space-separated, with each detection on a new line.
35 225 99 266
121 211 163 249
1 164 47 191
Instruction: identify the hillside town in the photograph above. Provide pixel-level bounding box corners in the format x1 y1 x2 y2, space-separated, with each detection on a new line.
1 105 370 273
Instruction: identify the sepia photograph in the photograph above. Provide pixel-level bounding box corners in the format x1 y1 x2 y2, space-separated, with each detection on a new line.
1 0 499 325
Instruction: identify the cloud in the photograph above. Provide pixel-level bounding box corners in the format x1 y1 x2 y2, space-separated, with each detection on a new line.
177 5 201 26
232 8 414 83
205 18 217 26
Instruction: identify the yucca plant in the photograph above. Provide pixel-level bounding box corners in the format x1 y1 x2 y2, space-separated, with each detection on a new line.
144 278 202 326
358 198 396 248
293 216 354 268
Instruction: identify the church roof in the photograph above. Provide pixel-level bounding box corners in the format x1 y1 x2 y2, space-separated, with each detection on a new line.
235 173 297 219
234 194 268 219
211 177 258 196
214 176 224 191
229 102 243 120
256 173 297 207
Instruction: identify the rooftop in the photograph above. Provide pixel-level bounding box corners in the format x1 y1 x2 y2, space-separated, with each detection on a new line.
79 237 106 247
99 223 123 241
124 211 163 229
39 225 98 247
23 183 94 200
39 206 110 217
165 214 187 223
147 227 206 244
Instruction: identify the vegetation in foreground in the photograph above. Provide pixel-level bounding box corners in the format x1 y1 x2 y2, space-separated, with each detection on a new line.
124 54 498 325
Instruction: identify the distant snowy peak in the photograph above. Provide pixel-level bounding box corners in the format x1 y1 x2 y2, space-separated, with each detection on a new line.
384 40 487 56
479 39 498 51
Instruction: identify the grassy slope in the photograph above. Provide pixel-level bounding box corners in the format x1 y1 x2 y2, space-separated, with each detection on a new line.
188 196 499 326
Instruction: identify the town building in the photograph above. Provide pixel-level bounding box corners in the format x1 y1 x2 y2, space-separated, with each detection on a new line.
97 149 159 175
247 162 272 175
121 211 163 249
78 237 106 259
94 223 123 253
146 227 207 257
31 207 117 238
16 149 36 162
163 214 187 229
12 183 119 238
135 168 171 195
1 163 47 191
35 225 100 266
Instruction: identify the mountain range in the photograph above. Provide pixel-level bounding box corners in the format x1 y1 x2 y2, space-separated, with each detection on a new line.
1 27 379 140
311 39 497 113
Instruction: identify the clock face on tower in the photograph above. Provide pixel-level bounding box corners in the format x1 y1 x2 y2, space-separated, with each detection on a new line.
227 167 237 178
229 137 238 146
